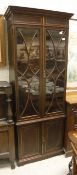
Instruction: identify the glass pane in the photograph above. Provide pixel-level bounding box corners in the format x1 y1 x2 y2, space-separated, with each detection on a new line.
45 29 66 113
16 28 40 117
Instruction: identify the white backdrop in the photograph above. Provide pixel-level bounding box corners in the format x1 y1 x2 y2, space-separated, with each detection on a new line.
0 0 77 82
0 0 77 18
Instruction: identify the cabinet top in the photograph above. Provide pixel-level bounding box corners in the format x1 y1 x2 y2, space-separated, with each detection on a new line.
66 92 77 104
0 81 11 88
4 5 73 20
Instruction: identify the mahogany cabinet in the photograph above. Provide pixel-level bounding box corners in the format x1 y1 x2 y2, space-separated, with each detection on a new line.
64 92 77 156
0 81 15 168
5 6 73 165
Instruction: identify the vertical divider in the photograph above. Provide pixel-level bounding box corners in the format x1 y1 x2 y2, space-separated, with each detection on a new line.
40 16 45 116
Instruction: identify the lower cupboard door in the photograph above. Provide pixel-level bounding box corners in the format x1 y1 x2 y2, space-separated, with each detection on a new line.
44 118 65 154
17 122 42 161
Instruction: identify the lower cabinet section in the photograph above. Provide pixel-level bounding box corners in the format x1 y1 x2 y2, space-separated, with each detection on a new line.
16 117 65 166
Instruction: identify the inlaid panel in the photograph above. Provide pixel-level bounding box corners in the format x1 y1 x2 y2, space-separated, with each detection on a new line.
0 130 8 153
44 118 64 153
18 123 42 159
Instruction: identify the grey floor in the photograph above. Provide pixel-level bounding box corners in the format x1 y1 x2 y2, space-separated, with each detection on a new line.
0 154 71 175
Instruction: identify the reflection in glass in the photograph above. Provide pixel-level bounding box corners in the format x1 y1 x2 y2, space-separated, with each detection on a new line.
45 29 66 113
16 28 40 117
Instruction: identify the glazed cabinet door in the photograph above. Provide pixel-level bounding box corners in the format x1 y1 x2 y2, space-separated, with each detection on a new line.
15 26 67 118
44 28 67 114
15 27 42 119
17 122 42 164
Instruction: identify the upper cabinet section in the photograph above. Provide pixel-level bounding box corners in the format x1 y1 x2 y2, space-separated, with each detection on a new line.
4 6 73 119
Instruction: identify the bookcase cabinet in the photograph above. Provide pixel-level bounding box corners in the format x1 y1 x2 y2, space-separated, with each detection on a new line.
5 6 72 165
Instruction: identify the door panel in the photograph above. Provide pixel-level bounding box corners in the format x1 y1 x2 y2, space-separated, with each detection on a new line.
18 122 42 159
44 118 65 153
0 130 8 154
